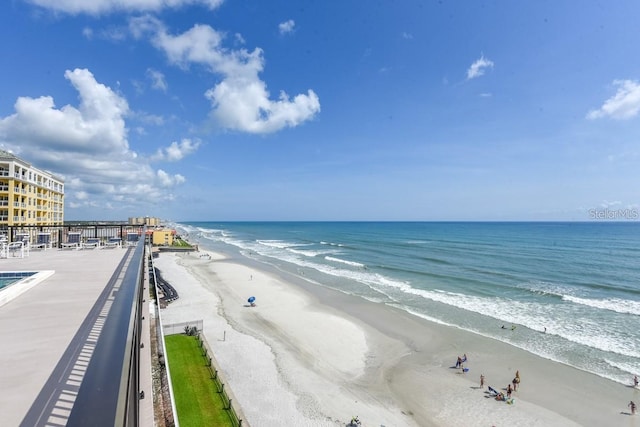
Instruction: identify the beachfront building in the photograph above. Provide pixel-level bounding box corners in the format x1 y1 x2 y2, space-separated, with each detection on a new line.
129 216 161 226
0 149 64 228
151 228 175 246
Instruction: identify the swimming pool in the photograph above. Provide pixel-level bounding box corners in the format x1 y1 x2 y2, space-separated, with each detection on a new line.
0 272 37 290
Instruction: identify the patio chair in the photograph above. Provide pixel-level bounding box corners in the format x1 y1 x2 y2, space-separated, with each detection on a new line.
16 232 30 247
104 237 122 248
0 236 7 258
82 237 101 249
61 232 82 250
12 234 30 257
7 241 26 258
32 233 53 250
126 232 140 247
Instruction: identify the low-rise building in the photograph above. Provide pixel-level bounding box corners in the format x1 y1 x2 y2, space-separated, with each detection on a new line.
151 228 175 246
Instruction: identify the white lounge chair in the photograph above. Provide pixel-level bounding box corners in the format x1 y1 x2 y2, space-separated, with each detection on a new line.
104 237 122 248
12 234 30 257
82 237 101 249
16 233 30 249
126 232 140 247
0 235 6 258
61 232 82 250
7 241 26 258
33 233 52 250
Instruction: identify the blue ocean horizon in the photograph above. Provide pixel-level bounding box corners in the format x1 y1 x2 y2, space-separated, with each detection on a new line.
175 221 640 386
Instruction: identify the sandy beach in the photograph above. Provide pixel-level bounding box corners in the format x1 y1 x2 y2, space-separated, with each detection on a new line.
154 250 637 426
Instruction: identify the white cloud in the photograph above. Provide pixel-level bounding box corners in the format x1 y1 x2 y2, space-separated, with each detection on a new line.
25 0 224 15
401 32 413 40
0 68 186 211
130 17 320 134
467 55 494 80
587 80 640 120
0 68 129 154
279 19 295 35
146 68 168 92
157 169 186 186
234 33 246 45
152 138 201 161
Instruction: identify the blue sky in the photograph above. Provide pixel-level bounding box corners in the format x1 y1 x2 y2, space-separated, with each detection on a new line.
1 1 639 221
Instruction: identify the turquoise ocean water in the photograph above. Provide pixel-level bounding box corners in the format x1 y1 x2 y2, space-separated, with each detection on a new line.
175 221 640 386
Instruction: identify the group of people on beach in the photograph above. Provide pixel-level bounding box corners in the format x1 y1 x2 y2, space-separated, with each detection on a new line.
454 354 518 403
455 353 468 371
484 370 519 404
475 361 637 416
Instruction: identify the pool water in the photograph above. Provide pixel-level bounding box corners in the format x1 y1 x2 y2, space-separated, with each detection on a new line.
0 272 36 290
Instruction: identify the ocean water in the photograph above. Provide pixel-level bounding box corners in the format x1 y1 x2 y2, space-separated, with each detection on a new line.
175 221 640 386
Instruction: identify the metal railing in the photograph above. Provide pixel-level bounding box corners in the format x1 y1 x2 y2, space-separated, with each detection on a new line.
66 229 146 427
1 224 146 245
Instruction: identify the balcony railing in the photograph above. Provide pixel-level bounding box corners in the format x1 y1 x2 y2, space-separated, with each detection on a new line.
66 228 146 427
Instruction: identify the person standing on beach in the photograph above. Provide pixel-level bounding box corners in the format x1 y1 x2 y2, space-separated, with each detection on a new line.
629 401 636 415
634 375 638 388
480 374 485 388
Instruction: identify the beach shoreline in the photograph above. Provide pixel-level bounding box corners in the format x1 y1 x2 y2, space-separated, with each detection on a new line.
155 249 635 426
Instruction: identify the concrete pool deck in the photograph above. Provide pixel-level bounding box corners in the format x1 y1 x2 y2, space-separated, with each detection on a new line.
0 247 153 427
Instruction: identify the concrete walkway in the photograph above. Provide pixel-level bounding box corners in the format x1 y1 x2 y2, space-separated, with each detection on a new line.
0 247 153 427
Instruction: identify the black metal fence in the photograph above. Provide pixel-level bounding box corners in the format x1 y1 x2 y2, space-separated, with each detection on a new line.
2 223 145 247
162 324 246 427
196 332 244 427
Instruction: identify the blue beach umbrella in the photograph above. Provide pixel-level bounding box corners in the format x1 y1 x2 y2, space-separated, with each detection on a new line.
248 296 256 304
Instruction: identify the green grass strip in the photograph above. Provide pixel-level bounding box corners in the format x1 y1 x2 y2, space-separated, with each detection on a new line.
165 334 234 427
